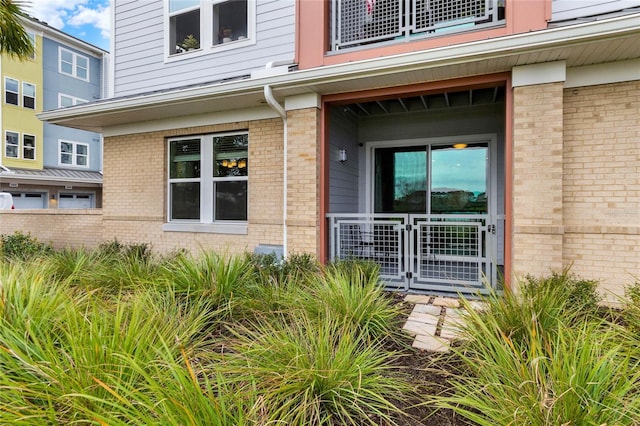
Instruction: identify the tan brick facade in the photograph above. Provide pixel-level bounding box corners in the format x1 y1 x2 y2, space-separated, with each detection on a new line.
512 82 565 277
100 119 287 254
286 107 321 254
562 81 640 299
512 80 640 300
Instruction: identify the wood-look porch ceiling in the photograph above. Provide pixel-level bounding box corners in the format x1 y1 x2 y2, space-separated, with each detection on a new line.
344 86 504 117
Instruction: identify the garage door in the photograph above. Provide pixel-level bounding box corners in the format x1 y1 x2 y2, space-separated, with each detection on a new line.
11 193 46 209
59 193 94 209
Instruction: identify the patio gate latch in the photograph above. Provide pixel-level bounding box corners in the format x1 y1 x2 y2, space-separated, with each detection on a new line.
405 224 412 231
489 224 496 234
405 272 413 279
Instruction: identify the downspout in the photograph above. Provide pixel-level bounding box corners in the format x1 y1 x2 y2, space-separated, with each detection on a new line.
263 61 291 257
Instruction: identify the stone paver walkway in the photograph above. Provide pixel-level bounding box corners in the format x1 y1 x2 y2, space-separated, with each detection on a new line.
402 295 484 352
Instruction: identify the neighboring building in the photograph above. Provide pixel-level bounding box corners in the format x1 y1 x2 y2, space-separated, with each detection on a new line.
0 16 108 209
38 0 640 300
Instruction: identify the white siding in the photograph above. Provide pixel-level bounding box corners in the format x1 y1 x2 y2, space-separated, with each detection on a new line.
113 0 295 97
552 0 640 21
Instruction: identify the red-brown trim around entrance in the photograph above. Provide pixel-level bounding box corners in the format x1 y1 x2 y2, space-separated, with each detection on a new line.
319 73 513 287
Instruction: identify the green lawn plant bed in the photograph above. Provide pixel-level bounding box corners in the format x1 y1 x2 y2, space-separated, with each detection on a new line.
0 233 638 425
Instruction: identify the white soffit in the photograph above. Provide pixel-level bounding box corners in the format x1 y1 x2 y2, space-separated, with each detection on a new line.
512 61 567 87
565 59 640 88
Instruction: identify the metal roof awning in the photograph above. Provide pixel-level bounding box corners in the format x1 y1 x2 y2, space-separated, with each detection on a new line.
0 168 103 187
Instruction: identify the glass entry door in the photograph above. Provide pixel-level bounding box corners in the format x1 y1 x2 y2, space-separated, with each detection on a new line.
374 143 488 215
371 140 494 292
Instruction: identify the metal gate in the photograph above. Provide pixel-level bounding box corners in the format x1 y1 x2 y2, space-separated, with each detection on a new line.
327 213 497 294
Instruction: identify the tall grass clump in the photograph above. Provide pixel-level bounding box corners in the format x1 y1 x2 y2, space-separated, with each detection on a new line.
160 251 253 315
222 311 412 425
302 259 402 343
429 271 640 425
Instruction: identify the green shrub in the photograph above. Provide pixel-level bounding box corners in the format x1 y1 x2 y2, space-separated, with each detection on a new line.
0 231 52 260
223 312 411 425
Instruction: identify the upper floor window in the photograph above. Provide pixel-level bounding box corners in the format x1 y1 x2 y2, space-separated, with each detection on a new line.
4 131 35 160
59 93 88 108
4 78 18 105
59 47 89 81
168 132 248 223
167 0 255 57
22 83 35 109
60 140 89 167
5 131 19 158
22 134 35 159
27 32 36 59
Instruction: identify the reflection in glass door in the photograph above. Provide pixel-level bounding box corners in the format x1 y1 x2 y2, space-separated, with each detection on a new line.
374 146 427 214
371 141 493 291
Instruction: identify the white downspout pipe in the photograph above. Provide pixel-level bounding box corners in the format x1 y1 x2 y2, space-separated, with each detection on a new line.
263 61 291 257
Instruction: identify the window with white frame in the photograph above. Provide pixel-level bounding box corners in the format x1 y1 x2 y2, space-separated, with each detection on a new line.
22 134 35 159
22 82 35 109
168 0 254 56
59 140 89 167
168 132 248 222
59 93 88 108
27 32 35 59
5 77 18 105
59 47 89 81
5 131 19 158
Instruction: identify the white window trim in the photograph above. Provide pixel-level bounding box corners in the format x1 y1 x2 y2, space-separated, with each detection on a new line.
165 131 248 233
164 0 256 62
27 32 36 60
5 130 19 158
58 47 90 81
4 77 19 106
22 133 36 160
58 93 88 108
59 140 90 167
22 82 36 110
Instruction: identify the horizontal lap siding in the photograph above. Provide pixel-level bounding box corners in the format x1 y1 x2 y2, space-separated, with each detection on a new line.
113 0 295 97
551 0 640 21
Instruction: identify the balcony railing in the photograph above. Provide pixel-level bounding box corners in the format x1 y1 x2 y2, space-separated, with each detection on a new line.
331 0 505 51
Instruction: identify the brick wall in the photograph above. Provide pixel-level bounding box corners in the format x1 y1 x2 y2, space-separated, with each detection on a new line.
101 119 286 254
563 81 640 299
286 107 321 254
0 209 103 249
512 82 565 278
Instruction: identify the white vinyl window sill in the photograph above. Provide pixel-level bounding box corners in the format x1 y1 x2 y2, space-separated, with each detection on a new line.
163 222 248 235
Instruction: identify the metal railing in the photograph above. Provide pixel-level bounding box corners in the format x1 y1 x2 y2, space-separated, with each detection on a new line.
327 212 502 293
331 0 504 51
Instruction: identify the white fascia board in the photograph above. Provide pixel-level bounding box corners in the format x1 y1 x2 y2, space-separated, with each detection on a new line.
565 59 640 88
38 13 640 125
102 106 279 137
512 61 566 87
285 93 322 111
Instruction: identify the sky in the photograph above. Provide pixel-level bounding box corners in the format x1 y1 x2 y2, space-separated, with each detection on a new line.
24 0 111 51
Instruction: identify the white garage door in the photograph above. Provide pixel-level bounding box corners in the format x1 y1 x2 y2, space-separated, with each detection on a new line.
59 193 94 209
11 192 46 209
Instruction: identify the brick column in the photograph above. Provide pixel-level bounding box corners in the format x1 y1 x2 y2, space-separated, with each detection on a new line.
286 106 321 255
512 75 565 279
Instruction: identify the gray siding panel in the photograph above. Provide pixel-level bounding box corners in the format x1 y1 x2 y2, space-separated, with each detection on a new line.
113 0 295 97
552 0 640 21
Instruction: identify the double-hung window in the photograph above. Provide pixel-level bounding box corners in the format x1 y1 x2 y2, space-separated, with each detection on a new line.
4 131 35 160
168 132 248 225
5 78 18 105
59 140 89 167
59 47 89 81
5 131 19 158
59 93 88 107
22 135 35 159
22 83 35 109
167 0 254 57
27 32 35 59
